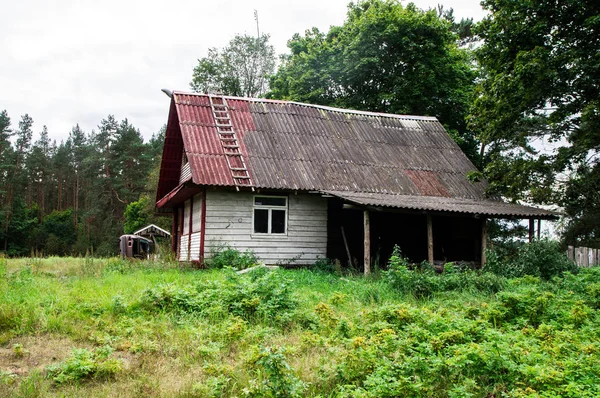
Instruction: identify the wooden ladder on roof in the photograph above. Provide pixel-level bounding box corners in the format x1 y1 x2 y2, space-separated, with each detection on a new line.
208 95 254 191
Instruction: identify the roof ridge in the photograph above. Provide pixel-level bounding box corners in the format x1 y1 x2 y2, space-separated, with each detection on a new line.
172 91 438 122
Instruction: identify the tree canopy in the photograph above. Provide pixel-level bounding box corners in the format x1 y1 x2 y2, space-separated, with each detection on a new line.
0 111 168 256
471 0 600 245
268 0 478 160
190 34 276 98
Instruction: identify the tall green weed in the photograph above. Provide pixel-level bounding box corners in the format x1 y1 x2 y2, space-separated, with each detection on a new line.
45 346 122 384
205 245 258 270
245 345 306 397
140 269 297 323
383 246 505 298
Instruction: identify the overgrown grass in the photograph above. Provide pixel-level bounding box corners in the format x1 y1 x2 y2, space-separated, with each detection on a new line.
1 256 599 397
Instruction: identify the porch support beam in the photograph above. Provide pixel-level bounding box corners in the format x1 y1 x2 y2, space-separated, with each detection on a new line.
364 209 370 276
427 214 434 264
537 219 541 239
529 218 535 242
481 217 487 267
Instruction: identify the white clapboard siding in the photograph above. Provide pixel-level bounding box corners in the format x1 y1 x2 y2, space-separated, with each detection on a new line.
179 235 189 261
189 232 201 261
192 193 202 233
180 162 192 184
183 199 191 235
203 191 327 265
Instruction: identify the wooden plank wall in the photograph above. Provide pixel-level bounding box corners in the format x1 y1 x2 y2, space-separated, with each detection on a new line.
189 232 201 260
567 246 600 267
178 199 191 261
179 162 192 184
179 235 189 261
189 193 203 261
203 191 328 265
177 196 204 262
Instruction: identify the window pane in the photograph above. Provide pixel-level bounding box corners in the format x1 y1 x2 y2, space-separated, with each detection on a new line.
254 196 286 207
254 209 269 233
271 210 286 234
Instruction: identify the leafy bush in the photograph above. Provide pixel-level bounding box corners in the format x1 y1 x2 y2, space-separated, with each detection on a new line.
245 345 306 397
328 271 600 397
140 269 297 323
206 245 258 270
45 346 122 384
484 240 578 279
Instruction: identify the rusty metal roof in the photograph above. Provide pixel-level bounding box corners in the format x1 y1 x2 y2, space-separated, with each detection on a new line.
156 92 555 218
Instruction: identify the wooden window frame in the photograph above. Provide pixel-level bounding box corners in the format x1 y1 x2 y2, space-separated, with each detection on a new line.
252 195 288 236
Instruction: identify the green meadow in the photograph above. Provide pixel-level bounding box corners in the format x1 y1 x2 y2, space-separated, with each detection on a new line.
1 256 599 397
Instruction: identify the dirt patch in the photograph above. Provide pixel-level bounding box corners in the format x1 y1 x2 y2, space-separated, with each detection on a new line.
0 335 88 377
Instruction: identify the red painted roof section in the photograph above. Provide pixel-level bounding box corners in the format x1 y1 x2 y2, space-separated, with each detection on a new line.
405 170 450 197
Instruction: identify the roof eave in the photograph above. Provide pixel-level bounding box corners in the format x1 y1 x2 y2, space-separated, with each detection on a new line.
323 191 560 220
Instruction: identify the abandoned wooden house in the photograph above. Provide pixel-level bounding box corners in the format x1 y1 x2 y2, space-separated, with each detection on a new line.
155 91 555 272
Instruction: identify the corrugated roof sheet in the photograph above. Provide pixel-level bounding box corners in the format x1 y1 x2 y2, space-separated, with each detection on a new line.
156 92 555 218
324 191 557 218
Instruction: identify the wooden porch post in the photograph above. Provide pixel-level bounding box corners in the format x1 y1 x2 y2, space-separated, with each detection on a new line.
364 209 370 276
529 219 535 242
427 214 434 264
537 219 541 239
481 218 487 267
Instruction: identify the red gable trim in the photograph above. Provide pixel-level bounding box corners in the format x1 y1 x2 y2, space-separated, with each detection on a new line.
156 99 185 202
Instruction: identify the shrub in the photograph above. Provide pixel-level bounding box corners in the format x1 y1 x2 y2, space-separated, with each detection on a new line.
45 346 122 384
493 288 554 327
206 245 258 270
484 240 578 279
515 240 578 279
245 345 306 397
140 269 297 323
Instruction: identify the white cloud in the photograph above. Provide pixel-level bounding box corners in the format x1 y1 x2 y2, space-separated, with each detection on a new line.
0 0 486 142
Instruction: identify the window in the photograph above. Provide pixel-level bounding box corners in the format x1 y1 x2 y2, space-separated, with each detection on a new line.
253 196 287 234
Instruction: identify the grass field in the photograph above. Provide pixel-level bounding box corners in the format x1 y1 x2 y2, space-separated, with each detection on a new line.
1 256 599 397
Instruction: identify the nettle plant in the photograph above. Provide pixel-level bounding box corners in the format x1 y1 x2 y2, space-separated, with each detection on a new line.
45 346 122 384
383 245 505 298
244 345 306 397
206 245 258 270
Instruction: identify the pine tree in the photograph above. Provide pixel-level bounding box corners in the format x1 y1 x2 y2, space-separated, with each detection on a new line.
4 114 33 251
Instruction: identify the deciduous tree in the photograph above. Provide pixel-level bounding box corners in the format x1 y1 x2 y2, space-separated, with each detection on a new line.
269 0 478 160
471 0 600 245
190 34 276 98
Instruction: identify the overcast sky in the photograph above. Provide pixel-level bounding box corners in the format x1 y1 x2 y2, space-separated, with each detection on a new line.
1 0 486 143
